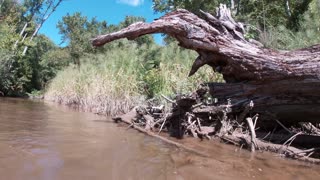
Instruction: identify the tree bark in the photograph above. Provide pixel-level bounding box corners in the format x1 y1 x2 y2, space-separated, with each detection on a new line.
92 4 320 126
284 0 292 17
13 22 28 49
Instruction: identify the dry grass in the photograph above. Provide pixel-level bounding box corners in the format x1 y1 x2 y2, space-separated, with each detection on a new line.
45 41 223 116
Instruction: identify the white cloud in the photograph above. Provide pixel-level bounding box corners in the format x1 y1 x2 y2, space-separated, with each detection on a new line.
116 0 144 6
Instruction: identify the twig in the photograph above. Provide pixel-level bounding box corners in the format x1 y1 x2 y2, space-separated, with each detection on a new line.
220 136 240 146
158 116 168 134
275 119 293 134
261 131 271 140
299 122 320 135
191 102 203 109
306 151 315 158
221 134 320 164
161 94 176 104
197 118 202 131
116 115 210 157
153 117 165 126
126 123 134 130
246 117 257 152
280 132 303 151
295 147 320 154
252 114 259 128
186 120 197 130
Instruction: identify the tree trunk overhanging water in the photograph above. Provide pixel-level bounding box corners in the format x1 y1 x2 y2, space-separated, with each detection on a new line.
92 4 320 125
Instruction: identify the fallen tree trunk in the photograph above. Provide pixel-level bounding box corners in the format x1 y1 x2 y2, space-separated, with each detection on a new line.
92 4 320 126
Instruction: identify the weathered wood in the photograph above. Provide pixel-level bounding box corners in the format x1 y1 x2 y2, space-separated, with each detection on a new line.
221 134 320 164
92 4 320 125
206 82 320 126
113 107 210 157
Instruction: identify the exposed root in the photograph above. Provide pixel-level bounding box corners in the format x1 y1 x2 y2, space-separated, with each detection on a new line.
113 85 320 164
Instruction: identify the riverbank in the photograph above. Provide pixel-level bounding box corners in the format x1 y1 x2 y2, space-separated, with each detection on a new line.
44 83 320 166
45 75 320 165
44 42 222 116
42 41 320 165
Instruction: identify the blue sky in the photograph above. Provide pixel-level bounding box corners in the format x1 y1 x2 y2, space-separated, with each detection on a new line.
39 0 164 45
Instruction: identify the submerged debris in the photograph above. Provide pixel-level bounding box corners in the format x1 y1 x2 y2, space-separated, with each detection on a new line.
113 84 320 164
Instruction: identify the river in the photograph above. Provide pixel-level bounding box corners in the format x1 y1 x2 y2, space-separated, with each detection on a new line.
0 98 319 180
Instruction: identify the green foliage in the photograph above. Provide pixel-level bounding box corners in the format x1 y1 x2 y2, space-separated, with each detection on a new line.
0 0 23 25
0 19 30 96
57 12 104 66
4 10 157 97
27 89 44 99
45 41 223 115
152 0 220 15
45 41 142 115
45 0 319 115
0 50 19 96
0 23 19 49
261 0 320 50
152 0 313 36
39 48 71 87
0 32 63 96
152 0 319 49
0 0 67 96
1 0 319 101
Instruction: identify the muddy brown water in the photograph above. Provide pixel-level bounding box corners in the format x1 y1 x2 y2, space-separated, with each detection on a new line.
0 98 319 180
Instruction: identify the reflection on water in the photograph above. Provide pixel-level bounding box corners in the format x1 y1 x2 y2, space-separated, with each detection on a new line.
0 98 319 180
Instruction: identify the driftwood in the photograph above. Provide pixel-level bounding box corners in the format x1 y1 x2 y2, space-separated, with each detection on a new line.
92 4 320 126
93 4 320 163
112 107 210 157
221 134 320 164
111 89 320 163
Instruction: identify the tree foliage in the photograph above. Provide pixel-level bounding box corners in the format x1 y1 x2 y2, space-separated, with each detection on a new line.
0 0 319 97
57 12 102 66
56 12 156 68
0 0 64 96
152 0 313 33
261 0 320 49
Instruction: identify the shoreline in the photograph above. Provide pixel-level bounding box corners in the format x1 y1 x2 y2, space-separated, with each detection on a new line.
43 91 142 117
42 93 320 165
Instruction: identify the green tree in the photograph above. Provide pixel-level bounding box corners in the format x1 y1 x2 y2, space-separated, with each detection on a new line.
261 0 320 49
0 0 64 96
39 48 71 88
57 12 107 67
151 0 313 32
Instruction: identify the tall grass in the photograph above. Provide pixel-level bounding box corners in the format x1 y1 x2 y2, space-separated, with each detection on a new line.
260 0 320 50
45 41 223 116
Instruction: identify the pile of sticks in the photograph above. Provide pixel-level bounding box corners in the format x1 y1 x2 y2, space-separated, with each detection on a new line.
113 84 320 164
